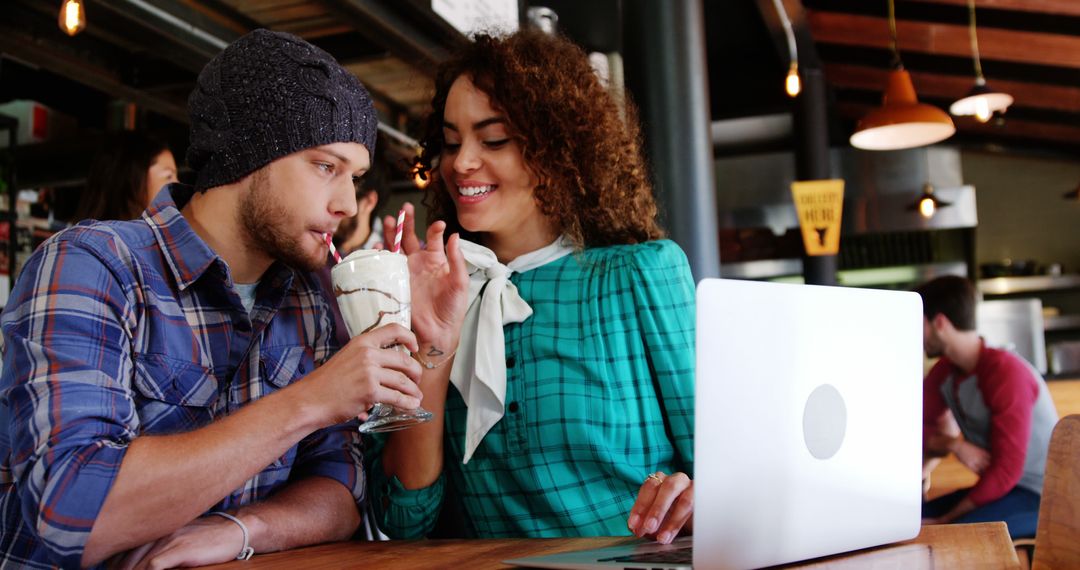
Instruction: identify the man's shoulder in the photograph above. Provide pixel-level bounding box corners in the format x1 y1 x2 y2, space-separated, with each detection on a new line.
12 219 162 298
49 219 156 259
925 358 953 386
975 346 1042 401
980 346 1039 380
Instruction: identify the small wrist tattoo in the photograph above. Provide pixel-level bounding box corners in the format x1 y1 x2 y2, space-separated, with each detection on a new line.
413 344 458 370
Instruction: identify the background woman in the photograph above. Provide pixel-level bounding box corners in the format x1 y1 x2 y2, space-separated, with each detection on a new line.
374 30 696 544
74 131 177 221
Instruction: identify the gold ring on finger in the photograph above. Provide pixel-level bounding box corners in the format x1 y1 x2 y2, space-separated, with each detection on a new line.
646 473 664 485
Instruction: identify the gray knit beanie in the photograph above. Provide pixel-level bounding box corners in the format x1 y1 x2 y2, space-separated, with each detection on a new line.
187 29 377 191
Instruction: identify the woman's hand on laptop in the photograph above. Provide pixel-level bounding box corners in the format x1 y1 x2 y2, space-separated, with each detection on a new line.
626 471 693 544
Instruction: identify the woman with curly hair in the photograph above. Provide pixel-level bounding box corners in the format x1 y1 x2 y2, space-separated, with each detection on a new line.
371 29 695 543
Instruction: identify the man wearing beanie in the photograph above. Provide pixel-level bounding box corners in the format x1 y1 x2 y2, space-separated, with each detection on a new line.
0 29 467 568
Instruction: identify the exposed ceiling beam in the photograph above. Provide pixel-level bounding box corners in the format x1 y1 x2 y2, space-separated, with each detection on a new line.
93 0 242 60
816 44 1080 88
184 0 263 34
906 0 1080 18
803 0 1079 34
0 27 188 122
319 0 465 69
807 10 1080 68
823 63 1080 113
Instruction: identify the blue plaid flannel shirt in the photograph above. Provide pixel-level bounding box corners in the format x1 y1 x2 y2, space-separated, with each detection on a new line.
0 185 359 568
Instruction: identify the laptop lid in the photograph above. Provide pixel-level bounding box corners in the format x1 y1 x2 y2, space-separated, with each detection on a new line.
694 279 923 569
506 279 923 570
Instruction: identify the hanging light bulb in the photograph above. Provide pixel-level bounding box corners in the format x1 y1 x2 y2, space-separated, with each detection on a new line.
908 183 952 219
973 96 992 123
950 0 1013 121
58 0 87 37
411 155 429 190
412 169 429 189
785 63 801 98
918 195 936 218
772 0 801 98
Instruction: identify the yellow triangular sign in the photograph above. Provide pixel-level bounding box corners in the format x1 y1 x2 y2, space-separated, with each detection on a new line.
791 179 845 256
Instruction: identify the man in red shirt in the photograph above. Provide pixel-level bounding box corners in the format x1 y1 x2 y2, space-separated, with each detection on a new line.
917 276 1057 538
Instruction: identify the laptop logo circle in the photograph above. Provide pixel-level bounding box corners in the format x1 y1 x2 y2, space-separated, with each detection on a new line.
802 384 847 459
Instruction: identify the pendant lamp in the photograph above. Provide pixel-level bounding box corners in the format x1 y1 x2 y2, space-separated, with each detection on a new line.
850 0 955 150
950 0 1013 122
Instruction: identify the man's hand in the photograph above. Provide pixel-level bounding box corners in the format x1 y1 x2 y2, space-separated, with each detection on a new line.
112 515 248 570
627 472 693 545
951 440 991 474
388 203 468 347
304 324 423 426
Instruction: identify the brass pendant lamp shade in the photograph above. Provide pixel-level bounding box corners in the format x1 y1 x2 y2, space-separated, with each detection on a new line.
850 0 955 151
850 69 956 150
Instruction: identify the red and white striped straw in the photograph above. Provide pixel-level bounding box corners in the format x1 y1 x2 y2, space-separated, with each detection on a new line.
324 233 341 264
392 208 406 254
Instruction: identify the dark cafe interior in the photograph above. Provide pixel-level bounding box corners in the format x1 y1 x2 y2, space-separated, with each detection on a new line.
0 1 1077 569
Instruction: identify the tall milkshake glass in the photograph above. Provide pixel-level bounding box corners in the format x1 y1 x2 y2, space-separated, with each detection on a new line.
331 249 433 433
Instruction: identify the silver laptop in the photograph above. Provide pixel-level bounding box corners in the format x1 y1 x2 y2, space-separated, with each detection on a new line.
505 279 923 570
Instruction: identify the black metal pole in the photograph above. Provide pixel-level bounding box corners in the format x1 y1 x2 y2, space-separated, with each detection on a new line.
794 67 838 286
622 0 720 282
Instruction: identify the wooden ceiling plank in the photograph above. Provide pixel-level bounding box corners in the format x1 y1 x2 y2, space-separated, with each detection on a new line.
823 63 1080 113
288 23 354 39
808 11 1080 68
222 0 306 13
258 4 330 23
906 0 1080 18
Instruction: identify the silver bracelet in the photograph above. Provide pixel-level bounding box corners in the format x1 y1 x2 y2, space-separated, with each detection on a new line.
209 511 255 560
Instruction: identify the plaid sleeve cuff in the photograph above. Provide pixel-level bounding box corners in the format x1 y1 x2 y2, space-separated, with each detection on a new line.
29 442 128 569
369 460 444 539
291 422 366 506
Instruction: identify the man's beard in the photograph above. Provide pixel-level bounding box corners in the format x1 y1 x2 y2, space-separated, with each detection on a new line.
238 169 323 272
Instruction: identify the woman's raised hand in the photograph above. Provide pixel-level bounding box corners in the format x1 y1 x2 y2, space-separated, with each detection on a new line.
390 203 469 348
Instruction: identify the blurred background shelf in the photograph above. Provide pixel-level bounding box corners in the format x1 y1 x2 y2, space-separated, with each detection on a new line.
1046 315 1080 332
979 275 1080 296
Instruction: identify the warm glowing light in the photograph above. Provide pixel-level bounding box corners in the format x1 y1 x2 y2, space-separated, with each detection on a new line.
59 0 86 36
918 197 936 218
412 170 429 189
974 97 992 123
785 63 801 98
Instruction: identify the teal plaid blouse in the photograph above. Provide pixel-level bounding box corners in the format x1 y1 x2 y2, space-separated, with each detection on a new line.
368 239 695 538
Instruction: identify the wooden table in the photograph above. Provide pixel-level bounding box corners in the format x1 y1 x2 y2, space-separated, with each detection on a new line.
203 522 1019 569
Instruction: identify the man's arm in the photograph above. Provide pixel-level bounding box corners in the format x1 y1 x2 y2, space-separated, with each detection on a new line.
113 476 360 569
82 324 423 566
963 358 1039 507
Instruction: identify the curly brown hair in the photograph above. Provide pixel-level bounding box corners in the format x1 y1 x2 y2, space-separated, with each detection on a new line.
419 30 664 249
